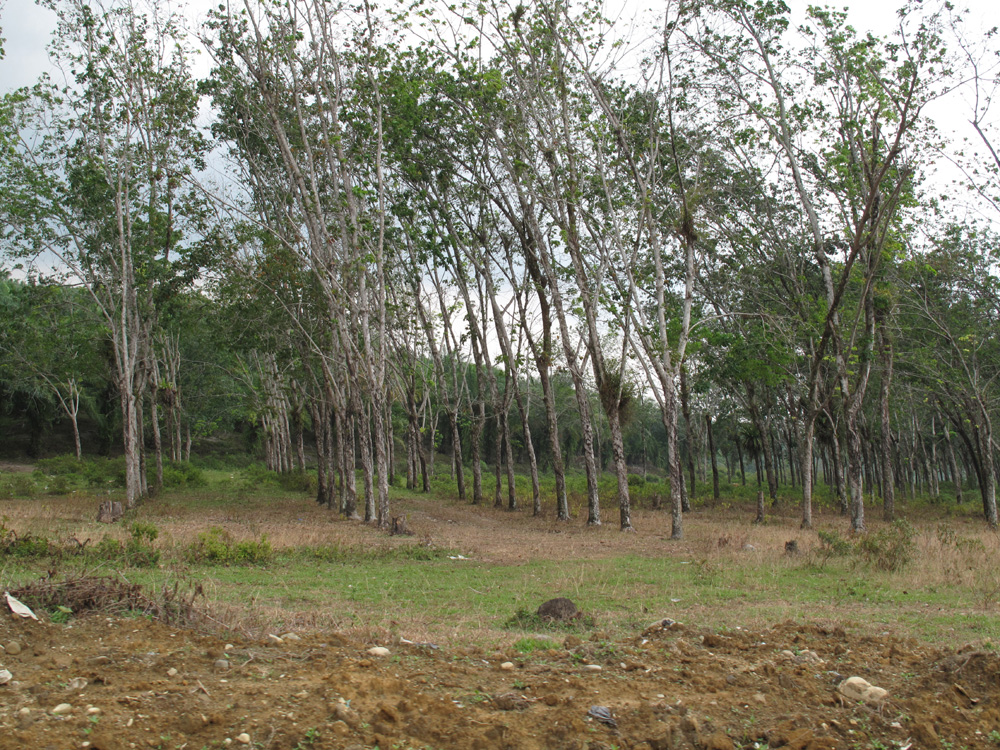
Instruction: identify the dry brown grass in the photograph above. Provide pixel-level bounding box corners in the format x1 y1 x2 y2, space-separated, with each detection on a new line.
2 485 999 647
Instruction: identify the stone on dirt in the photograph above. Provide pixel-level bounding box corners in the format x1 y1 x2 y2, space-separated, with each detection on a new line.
5 640 22 655
838 676 888 706
367 646 390 657
51 703 73 715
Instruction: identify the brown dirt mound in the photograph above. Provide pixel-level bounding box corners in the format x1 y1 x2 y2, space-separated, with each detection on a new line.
1 610 997 750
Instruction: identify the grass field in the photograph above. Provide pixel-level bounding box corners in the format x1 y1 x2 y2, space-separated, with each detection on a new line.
1 459 998 649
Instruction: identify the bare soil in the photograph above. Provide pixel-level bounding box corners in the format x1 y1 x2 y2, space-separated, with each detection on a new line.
1 603 998 750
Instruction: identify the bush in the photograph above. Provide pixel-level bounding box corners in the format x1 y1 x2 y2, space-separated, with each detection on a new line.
277 471 315 494
0 521 52 558
161 461 207 488
3 474 38 498
35 455 85 476
48 476 73 496
817 529 852 557
89 522 161 567
186 527 273 565
856 520 916 572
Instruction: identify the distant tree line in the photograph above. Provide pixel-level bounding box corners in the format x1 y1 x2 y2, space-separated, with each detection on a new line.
2 0 999 533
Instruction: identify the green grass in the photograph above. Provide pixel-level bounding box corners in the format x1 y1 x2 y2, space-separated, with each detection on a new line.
2 462 999 647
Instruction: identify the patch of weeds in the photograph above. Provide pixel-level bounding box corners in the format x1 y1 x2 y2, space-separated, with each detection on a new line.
161 461 207 489
89 522 161 567
292 727 320 749
988 729 1000 746
0 520 53 558
2 473 38 498
277 471 315 494
856 520 916 572
817 529 852 557
513 636 556 654
50 605 74 624
187 527 273 565
504 608 595 632
47 475 73 495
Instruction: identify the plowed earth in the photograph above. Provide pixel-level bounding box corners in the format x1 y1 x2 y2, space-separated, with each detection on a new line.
2 607 998 750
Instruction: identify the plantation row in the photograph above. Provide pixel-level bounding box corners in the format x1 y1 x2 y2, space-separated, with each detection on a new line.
3 0 1000 537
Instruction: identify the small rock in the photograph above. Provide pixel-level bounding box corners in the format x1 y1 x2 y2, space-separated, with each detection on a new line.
67 677 88 691
52 703 73 715
167 668 179 677
331 703 360 728
281 632 301 641
367 646 390 657
224 644 234 651
91 656 111 666
838 676 888 706
267 634 284 645
795 649 823 665
493 692 530 710
87 707 101 715
5 641 22 656
214 659 230 670
752 693 767 704
18 708 30 716
500 661 515 671
236 733 251 744
587 705 617 727
0 669 12 685
862 686 888 705
583 664 603 672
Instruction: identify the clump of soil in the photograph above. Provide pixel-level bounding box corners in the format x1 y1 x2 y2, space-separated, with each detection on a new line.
537 597 580 621
1 610 997 750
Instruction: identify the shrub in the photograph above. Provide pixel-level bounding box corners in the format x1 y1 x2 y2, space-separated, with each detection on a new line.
35 455 85 476
186 527 273 565
160 461 207 488
8 474 38 498
278 471 315 494
856 520 916 572
0 521 52 558
89 522 161 567
817 529 852 557
48 476 73 496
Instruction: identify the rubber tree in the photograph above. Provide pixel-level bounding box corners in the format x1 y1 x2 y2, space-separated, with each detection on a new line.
2 0 209 506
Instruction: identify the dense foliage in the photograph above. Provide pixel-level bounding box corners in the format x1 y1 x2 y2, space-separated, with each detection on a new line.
2 0 999 534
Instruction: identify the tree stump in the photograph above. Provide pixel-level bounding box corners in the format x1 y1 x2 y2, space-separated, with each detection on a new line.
390 515 412 536
96 501 124 524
